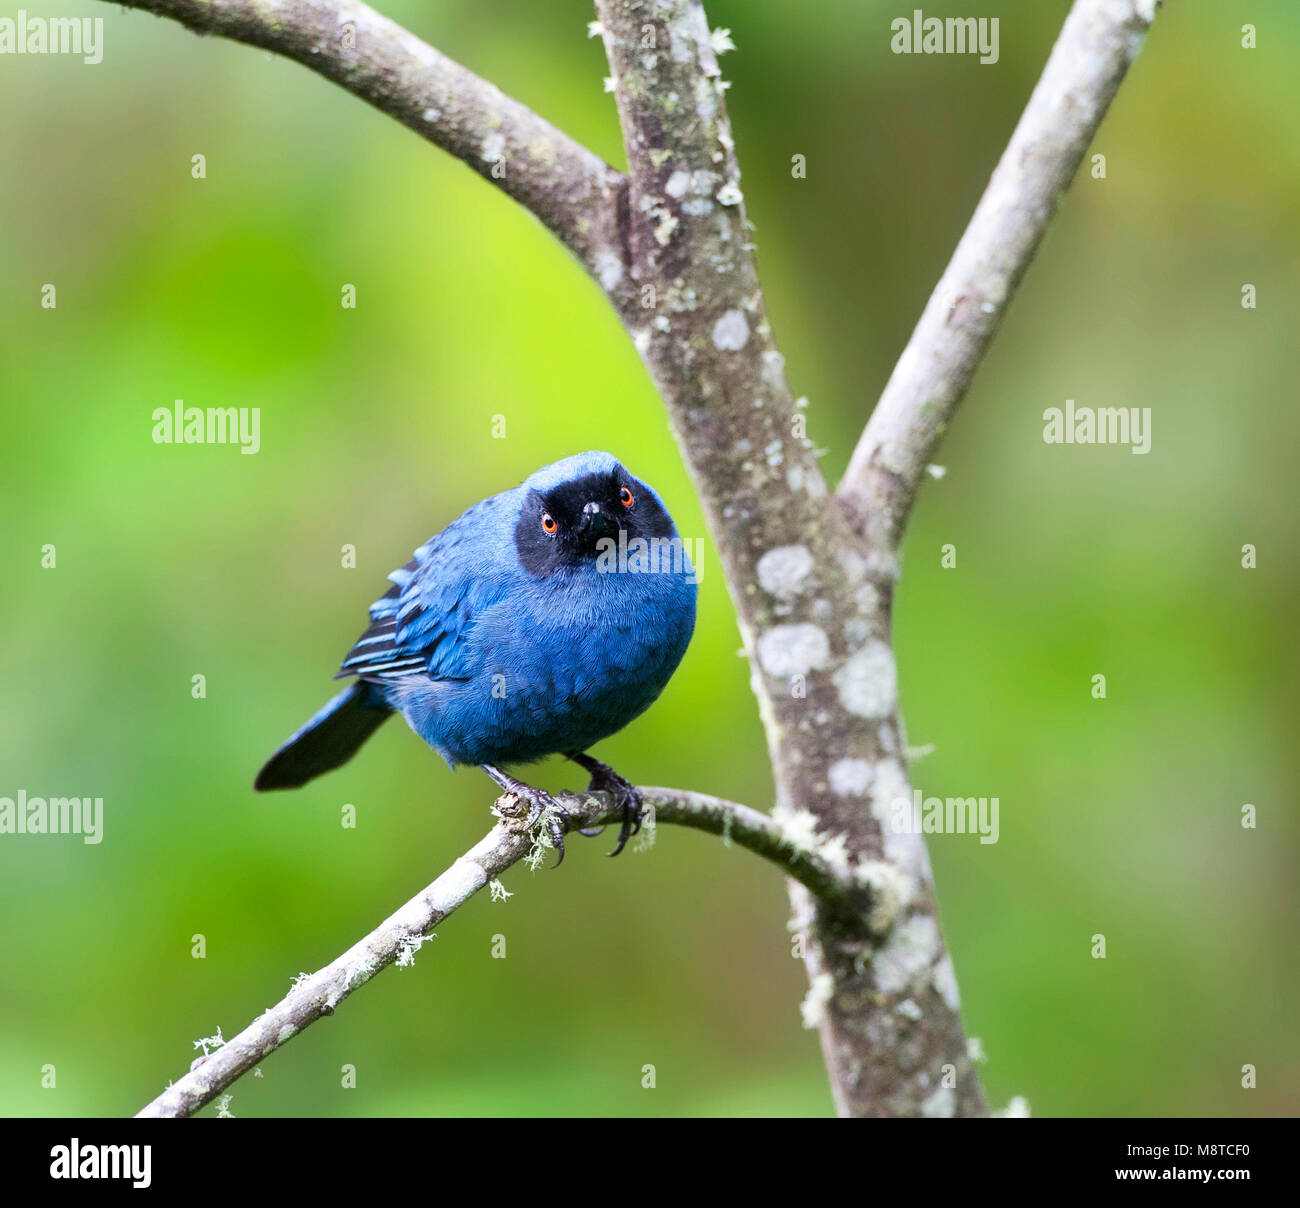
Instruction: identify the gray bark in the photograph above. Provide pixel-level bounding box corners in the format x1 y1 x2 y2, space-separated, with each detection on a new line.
593 0 985 1118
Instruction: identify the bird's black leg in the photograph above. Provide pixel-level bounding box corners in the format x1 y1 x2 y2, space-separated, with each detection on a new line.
479 764 569 867
567 753 644 858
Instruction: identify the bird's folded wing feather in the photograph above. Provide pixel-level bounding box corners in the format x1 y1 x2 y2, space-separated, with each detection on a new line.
334 501 507 684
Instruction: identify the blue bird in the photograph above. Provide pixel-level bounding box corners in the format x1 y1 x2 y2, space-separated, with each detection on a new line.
255 451 698 862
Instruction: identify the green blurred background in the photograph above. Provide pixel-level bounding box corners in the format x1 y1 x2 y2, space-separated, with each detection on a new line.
2 0 1296 1118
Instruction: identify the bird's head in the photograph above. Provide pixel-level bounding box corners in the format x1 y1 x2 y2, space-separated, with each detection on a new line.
514 451 679 578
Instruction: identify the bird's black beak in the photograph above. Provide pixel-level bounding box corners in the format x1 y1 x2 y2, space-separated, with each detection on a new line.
579 501 618 542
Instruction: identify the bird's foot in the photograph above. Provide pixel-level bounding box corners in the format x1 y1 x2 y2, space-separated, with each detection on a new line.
482 765 571 867
499 786 571 867
571 755 643 858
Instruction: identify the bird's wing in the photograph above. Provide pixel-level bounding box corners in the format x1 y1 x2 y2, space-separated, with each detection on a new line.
335 499 508 684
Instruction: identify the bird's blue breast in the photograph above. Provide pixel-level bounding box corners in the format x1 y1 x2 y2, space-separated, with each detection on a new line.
395 556 696 766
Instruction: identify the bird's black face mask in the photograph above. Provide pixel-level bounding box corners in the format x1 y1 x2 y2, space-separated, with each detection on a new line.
514 466 675 578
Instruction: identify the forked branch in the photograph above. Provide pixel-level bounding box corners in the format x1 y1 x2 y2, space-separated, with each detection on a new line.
101 0 1162 1119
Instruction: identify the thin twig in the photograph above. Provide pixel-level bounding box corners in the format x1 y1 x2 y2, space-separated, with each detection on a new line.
135 785 848 1118
839 0 1160 553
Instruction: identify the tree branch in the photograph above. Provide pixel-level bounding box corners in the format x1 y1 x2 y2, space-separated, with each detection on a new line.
592 0 995 1118
135 785 854 1118
113 0 630 288
838 0 1160 553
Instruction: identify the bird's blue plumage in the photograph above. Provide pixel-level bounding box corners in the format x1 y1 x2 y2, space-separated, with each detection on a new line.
256 452 697 791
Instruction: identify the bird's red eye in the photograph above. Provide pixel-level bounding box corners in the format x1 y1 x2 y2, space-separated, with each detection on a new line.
619 486 634 508
541 513 557 534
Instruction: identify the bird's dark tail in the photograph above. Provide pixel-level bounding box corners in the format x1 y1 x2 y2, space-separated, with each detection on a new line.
255 681 392 791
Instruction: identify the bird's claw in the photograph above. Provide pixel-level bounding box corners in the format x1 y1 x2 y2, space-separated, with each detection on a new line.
498 787 570 867
582 764 643 857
